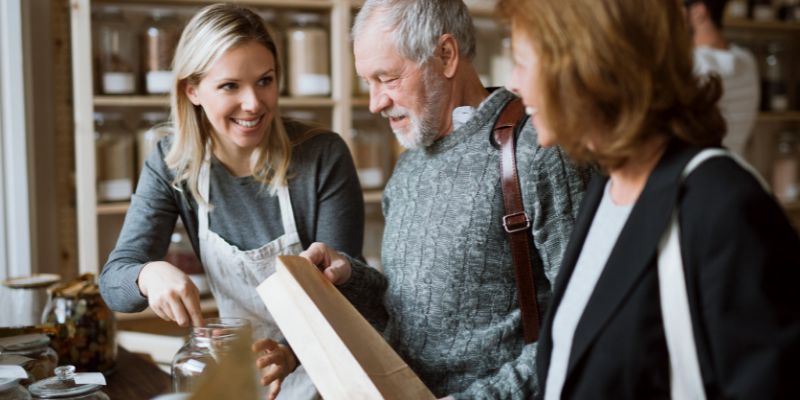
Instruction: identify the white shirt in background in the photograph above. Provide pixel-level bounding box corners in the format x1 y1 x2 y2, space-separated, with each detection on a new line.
694 45 760 157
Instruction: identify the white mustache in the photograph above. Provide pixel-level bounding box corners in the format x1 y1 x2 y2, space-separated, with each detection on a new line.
381 106 409 120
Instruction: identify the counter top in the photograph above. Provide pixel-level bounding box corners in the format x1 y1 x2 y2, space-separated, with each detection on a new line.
101 347 171 400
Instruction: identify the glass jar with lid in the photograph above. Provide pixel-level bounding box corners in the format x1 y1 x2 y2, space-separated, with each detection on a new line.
171 318 253 393
0 378 31 400
140 9 181 94
286 13 330 97
0 275 61 327
27 366 108 400
93 7 138 95
135 112 170 177
773 132 800 202
0 334 58 386
760 41 789 112
95 112 135 202
351 110 393 189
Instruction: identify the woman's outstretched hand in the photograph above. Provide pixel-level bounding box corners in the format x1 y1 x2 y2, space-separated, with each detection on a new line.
253 338 297 400
137 261 205 327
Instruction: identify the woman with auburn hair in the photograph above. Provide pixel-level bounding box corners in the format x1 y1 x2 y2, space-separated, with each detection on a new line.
98 4 362 399
498 0 800 398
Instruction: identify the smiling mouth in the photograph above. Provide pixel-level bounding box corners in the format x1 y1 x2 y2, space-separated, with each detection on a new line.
390 116 406 123
231 116 263 128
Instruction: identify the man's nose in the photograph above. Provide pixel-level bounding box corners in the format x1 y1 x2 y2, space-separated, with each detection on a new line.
368 85 391 115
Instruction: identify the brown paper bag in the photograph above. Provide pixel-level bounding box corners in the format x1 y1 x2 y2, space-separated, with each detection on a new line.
257 255 436 400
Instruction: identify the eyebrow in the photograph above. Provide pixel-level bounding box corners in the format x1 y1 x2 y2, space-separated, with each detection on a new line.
215 69 275 83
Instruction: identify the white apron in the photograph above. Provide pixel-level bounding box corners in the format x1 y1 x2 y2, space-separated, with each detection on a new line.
197 156 320 400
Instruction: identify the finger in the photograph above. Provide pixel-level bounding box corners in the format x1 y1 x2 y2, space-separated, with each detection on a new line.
157 300 177 322
299 242 329 268
167 293 191 327
268 379 282 400
150 303 172 322
256 351 284 369
180 285 205 327
260 365 284 385
252 338 278 353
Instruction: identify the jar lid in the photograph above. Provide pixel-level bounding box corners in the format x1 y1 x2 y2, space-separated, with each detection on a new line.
290 13 322 25
0 334 50 352
28 366 102 399
2 274 61 289
0 378 20 391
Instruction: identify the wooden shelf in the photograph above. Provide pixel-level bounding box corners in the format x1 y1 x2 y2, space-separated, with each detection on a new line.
757 112 800 122
724 19 800 31
352 97 370 107
350 0 495 17
363 190 383 204
94 96 336 108
99 0 335 9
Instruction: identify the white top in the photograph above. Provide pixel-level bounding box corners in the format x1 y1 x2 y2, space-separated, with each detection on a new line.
544 180 634 400
451 88 504 131
693 45 759 156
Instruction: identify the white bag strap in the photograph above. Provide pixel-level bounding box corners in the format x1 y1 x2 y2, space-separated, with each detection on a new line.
658 148 769 400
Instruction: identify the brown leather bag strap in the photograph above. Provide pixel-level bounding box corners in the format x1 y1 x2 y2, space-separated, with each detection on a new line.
493 98 540 344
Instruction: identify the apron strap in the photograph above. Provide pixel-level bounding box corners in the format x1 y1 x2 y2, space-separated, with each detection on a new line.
198 151 212 240
277 185 299 236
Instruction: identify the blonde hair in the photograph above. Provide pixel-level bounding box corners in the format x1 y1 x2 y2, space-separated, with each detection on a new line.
497 0 726 170
165 3 292 207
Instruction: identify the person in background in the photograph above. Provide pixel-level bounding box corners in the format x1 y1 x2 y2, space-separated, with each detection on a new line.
687 0 759 156
98 4 364 400
499 0 800 398
253 0 593 398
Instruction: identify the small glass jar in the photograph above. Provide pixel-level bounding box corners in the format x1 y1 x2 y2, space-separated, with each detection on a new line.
0 275 61 327
0 378 31 400
751 0 775 21
726 0 749 19
351 110 393 189
0 334 58 386
773 132 800 202
760 41 789 112
95 112 135 202
171 318 253 393
135 112 170 177
473 17 502 88
140 9 180 94
42 274 117 376
491 37 513 87
286 13 330 97
93 7 137 95
27 366 109 400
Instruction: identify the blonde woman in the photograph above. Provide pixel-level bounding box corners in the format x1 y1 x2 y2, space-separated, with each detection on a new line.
498 0 800 398
98 4 363 399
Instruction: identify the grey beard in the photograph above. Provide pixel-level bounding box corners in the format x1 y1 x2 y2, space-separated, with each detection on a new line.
393 66 447 150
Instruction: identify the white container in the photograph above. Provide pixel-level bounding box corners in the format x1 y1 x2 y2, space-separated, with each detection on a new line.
286 13 330 97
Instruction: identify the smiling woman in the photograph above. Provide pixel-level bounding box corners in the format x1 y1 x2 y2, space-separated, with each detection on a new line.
97 4 364 400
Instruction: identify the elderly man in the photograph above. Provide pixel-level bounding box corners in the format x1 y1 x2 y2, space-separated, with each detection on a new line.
254 0 592 399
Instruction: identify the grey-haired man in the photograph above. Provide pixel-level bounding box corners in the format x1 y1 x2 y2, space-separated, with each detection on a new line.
254 1 592 399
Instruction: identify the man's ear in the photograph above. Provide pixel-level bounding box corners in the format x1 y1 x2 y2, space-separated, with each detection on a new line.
438 34 459 79
184 81 202 106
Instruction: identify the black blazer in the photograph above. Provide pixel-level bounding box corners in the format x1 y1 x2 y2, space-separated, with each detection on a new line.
536 141 800 399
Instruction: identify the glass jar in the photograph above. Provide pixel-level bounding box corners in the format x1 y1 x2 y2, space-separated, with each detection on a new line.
773 132 800 202
27 366 108 400
0 334 58 386
491 37 513 87
751 0 775 21
351 110 393 189
0 379 31 400
140 9 180 94
473 18 502 88
41 274 117 376
135 112 170 177
171 318 253 393
0 275 61 327
95 113 135 202
726 0 749 19
259 9 287 95
93 7 137 95
780 0 800 21
760 41 789 112
286 13 330 97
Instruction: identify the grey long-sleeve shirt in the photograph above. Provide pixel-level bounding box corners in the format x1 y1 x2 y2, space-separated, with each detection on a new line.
337 89 593 399
99 123 364 313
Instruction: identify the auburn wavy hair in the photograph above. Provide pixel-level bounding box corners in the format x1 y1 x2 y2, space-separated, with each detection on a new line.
497 0 726 169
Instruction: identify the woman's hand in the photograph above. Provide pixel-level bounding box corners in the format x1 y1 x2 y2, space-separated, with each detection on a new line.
300 242 352 285
137 261 205 327
253 338 297 400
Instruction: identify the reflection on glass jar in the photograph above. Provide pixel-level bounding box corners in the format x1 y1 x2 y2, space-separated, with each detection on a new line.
0 334 58 386
27 366 109 400
93 7 137 95
171 318 253 393
42 275 117 376
0 378 31 400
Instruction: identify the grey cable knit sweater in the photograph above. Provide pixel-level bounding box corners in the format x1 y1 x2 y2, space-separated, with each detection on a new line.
337 89 593 400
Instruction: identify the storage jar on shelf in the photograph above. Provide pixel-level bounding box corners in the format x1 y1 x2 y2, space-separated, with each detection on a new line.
351 110 393 189
286 13 330 97
0 274 61 328
135 112 170 177
95 113 135 203
773 132 800 202
140 9 181 95
93 7 137 95
760 41 789 112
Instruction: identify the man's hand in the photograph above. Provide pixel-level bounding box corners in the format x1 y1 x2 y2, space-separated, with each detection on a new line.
138 261 205 327
300 243 352 285
253 338 297 400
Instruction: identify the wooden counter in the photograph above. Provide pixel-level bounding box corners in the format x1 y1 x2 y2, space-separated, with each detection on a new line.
102 347 171 400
